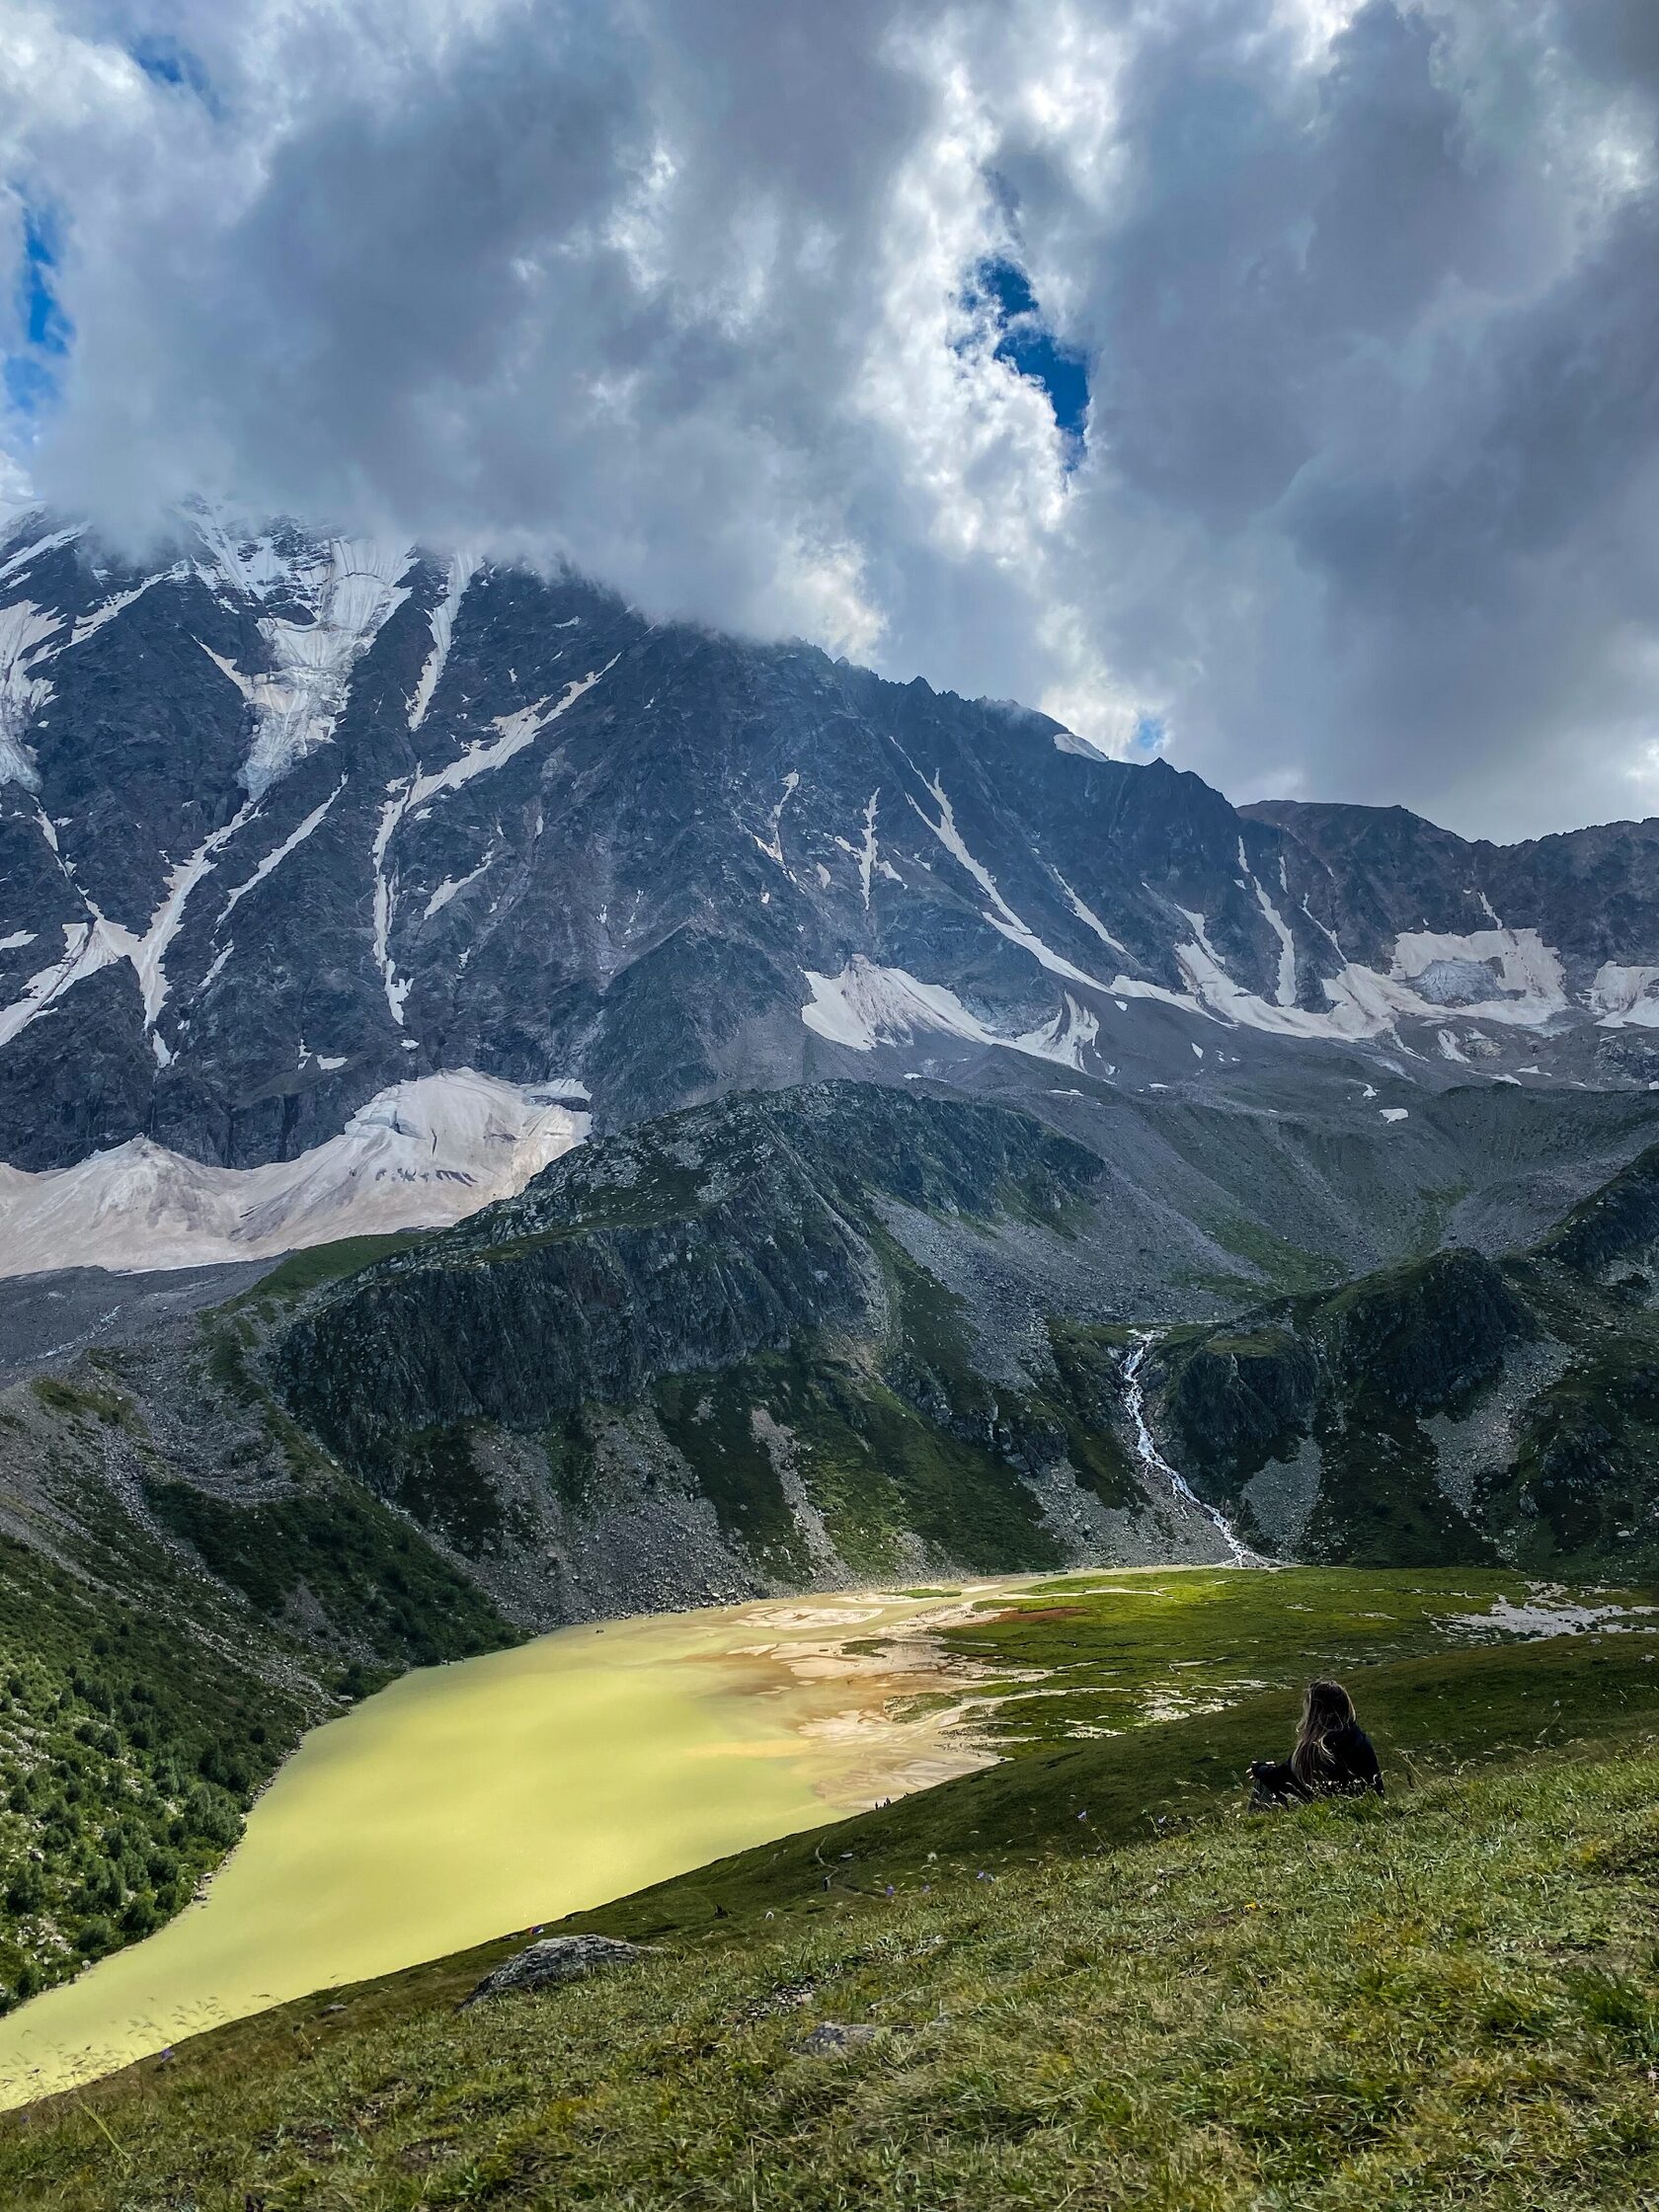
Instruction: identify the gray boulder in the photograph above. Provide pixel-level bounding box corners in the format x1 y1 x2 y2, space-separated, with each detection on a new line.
797 2021 884 2057
463 1933 649 2006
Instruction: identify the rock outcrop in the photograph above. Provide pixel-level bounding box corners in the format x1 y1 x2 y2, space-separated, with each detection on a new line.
1144 1142 1659 1574
464 1934 651 2006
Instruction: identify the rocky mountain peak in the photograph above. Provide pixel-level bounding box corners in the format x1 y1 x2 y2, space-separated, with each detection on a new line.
7 503 1659 1272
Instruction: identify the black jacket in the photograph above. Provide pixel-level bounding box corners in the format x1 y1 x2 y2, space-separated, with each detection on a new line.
1251 1723 1383 1802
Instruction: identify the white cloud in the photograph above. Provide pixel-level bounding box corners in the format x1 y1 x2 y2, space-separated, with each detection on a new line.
3 1 1658 838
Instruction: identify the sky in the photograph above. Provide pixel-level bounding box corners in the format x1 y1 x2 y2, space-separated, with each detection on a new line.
2 1 1657 843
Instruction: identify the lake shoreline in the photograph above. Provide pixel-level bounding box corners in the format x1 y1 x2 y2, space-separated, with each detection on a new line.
0 1567 1147 2108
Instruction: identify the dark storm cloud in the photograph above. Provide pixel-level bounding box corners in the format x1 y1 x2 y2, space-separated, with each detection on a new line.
988 0 1659 833
3 0 1657 836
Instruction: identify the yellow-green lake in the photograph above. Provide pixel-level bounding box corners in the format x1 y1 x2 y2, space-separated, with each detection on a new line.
0 1578 1049 2110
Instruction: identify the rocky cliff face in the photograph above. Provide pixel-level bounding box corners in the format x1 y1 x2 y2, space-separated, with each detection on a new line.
274 1083 1246 1598
9 505 1659 1277
1538 1144 1659 1282
1144 1145 1659 1575
1247 799 1659 983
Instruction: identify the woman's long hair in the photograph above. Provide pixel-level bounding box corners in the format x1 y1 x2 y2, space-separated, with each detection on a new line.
1291 1679 1357 1789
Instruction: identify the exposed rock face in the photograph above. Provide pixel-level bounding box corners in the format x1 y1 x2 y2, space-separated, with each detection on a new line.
1146 1142 1659 1576
278 1083 1102 1458
8 505 1659 1245
1247 799 1659 983
463 1934 650 2006
1333 1250 1537 1414
1540 1144 1659 1280
1163 1331 1324 1486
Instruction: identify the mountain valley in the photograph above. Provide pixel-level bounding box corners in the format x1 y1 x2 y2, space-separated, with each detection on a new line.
7 504 1659 2034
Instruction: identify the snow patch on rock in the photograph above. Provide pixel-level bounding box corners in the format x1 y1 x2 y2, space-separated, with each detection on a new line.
0 919 129 1049
423 857 493 921
859 790 879 908
1155 914 1573 1048
756 769 800 868
407 660 614 815
408 552 478 731
195 523 416 798
802 958 1097 1069
1590 963 1659 1028
67 568 185 647
1388 927 1566 1022
911 777 1109 993
373 662 615 1023
218 782 347 927
1237 841 1298 1005
0 1070 589 1277
0 601 60 788
1052 869 1128 958
0 519 82 588
0 796 263 1053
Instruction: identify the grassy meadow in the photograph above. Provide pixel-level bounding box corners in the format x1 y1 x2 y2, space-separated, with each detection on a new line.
2 1565 1657 2206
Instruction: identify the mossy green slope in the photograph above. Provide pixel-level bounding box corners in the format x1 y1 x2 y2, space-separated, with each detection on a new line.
6 1623 1659 2208
1152 1138 1659 1574
0 1297 515 2017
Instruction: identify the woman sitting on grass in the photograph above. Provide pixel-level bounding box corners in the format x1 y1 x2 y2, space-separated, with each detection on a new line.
1249 1679 1383 1806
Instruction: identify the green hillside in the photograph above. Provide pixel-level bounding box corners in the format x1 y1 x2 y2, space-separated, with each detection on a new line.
10 1088 1659 2081
1149 1136 1659 1573
4 1576 1657 2208
0 1341 513 2016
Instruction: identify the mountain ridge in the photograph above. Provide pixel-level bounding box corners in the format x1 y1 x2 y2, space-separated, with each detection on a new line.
2 1070 1657 2019
9 505 1659 1268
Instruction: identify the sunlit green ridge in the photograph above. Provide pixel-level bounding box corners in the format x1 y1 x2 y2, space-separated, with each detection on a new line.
0 1562 1636 2113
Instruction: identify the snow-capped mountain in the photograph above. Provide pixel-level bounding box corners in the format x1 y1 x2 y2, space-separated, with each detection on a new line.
6 502 1659 1270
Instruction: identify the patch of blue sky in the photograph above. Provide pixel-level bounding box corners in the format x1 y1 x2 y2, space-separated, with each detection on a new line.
1132 713 1168 758
965 257 1090 452
130 37 216 110
19 211 68 355
4 205 71 421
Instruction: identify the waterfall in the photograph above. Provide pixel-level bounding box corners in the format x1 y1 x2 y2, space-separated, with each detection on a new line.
1122 1332 1256 1567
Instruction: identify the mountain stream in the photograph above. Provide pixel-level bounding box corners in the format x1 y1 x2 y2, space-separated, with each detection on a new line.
1122 1333 1255 1566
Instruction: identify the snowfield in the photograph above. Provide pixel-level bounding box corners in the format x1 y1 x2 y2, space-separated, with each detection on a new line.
0 1071 588 1278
